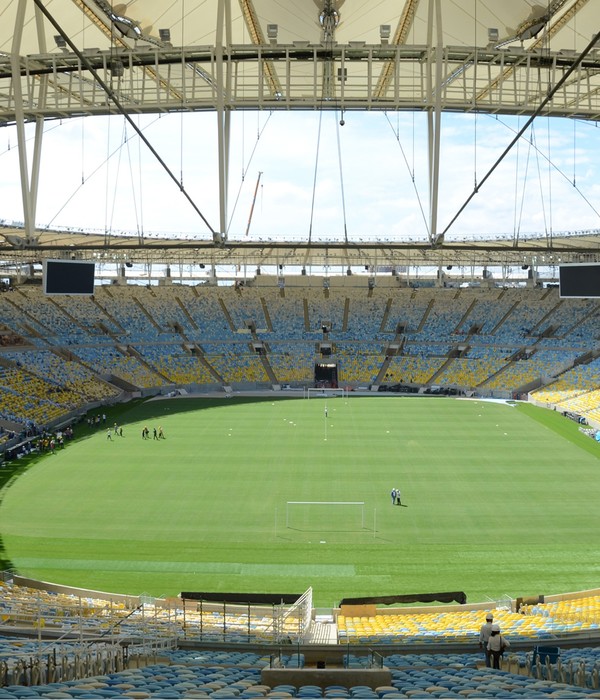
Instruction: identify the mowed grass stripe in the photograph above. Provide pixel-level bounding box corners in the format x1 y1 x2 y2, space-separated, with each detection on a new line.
0 396 598 606
12 558 354 576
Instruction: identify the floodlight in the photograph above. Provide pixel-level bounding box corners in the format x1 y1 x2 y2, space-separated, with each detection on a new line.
159 28 171 43
380 25 391 43
54 35 67 49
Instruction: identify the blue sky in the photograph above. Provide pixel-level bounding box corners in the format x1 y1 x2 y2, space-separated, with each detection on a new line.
1 109 600 244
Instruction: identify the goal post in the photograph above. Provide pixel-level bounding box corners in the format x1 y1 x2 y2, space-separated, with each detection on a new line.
286 501 365 530
305 387 348 399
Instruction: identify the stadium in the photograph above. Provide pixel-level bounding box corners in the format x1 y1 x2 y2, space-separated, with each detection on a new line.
0 0 600 697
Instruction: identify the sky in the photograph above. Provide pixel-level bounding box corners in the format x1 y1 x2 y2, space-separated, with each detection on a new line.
2 108 600 248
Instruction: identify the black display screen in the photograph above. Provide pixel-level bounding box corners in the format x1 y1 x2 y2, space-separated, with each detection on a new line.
43 260 95 295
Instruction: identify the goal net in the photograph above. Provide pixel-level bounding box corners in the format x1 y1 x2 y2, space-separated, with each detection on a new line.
305 387 348 399
286 501 365 531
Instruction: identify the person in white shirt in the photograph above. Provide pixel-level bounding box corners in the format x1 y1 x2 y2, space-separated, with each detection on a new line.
487 623 510 669
479 613 494 667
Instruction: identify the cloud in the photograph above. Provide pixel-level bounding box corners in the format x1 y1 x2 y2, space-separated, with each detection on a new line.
1 110 599 241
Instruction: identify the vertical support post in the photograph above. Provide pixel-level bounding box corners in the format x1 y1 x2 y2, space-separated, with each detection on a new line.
11 0 35 241
31 1 49 222
426 0 443 245
215 0 231 242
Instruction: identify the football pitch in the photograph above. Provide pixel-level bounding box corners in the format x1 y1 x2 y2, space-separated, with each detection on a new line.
0 395 598 608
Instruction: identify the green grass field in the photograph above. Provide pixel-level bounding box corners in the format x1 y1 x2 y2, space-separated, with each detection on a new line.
0 395 598 608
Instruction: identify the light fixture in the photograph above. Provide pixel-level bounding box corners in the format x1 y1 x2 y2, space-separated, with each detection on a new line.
380 25 391 43
267 24 278 44
159 28 171 43
110 60 124 78
487 28 499 45
54 35 67 49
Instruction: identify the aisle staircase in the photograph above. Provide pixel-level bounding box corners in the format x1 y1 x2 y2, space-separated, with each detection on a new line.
305 614 338 643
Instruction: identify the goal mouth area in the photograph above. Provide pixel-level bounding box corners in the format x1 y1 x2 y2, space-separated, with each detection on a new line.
305 387 348 399
285 501 367 534
285 525 367 533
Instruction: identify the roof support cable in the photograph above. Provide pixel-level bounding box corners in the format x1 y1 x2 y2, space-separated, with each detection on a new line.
308 109 324 245
46 114 163 238
125 120 143 246
473 0 477 191
179 0 186 190
487 112 600 230
226 112 272 235
440 29 600 239
104 111 112 246
334 107 348 245
531 126 550 246
383 112 429 237
107 119 127 240
32 0 217 237
546 116 553 249
515 128 534 247
511 117 521 249
137 116 144 245
81 116 85 186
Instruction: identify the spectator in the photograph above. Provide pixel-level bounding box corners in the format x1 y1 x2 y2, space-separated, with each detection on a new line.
487 623 510 669
479 613 494 666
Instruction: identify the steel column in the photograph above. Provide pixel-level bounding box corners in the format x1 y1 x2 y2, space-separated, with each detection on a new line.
11 0 35 241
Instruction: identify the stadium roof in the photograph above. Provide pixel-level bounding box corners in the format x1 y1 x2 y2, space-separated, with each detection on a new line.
1 222 599 270
4 0 600 119
2 0 600 272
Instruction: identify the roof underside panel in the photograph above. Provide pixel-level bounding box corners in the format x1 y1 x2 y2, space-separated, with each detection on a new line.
2 0 600 121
